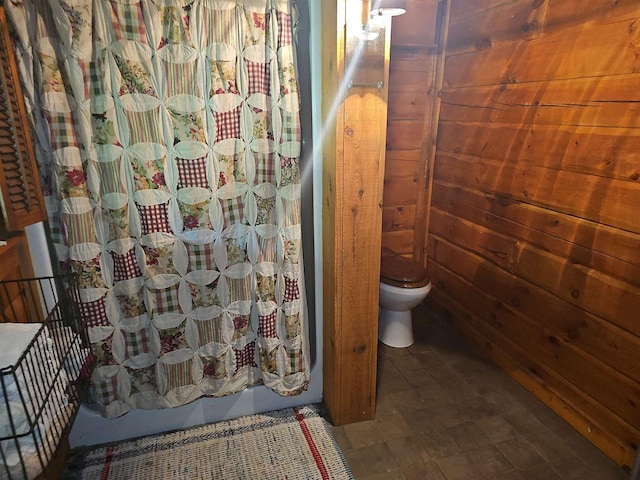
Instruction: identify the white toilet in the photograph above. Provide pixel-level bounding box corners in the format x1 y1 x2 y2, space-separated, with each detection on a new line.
379 248 432 348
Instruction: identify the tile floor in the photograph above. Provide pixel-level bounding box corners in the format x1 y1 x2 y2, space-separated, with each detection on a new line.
329 300 629 480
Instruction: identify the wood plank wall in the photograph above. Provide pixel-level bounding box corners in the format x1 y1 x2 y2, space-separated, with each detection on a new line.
427 0 640 470
382 0 440 259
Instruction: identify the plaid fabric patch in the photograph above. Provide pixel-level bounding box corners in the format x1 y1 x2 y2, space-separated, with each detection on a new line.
109 1 147 43
214 105 241 142
280 110 301 143
186 242 216 271
123 326 152 358
195 316 224 346
277 11 293 47
234 341 257 370
93 371 119 405
246 60 270 96
283 276 300 302
76 59 91 99
80 295 110 328
285 347 305 375
176 156 209 189
221 196 245 228
253 151 274 185
138 202 172 235
89 51 107 97
152 284 182 316
44 111 78 149
111 249 142 282
164 359 193 391
258 311 277 338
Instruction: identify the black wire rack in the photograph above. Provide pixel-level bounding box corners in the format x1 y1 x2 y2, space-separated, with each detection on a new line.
0 275 93 480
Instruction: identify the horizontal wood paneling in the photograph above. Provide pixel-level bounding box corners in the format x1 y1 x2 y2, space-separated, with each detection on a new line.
384 151 421 177
383 176 420 205
445 14 640 87
382 204 417 231
382 229 415 255
388 90 430 119
390 0 439 47
428 232 640 383
432 182 640 283
438 122 640 182
383 0 440 257
447 0 547 52
430 207 640 337
440 75 640 128
386 120 428 150
426 0 640 469
435 152 640 233
545 0 640 29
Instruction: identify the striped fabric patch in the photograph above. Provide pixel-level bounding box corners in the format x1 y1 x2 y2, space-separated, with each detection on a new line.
195 316 224 346
164 359 193 391
123 107 163 145
63 210 97 246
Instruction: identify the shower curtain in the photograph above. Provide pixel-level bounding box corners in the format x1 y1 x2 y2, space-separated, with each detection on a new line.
6 0 310 419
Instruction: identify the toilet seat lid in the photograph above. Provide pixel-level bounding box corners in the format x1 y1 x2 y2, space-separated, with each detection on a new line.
380 254 428 284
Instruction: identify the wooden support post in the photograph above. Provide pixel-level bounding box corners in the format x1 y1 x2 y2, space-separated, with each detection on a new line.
322 0 392 425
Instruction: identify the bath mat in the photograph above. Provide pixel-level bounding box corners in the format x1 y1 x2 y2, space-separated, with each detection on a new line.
64 404 353 480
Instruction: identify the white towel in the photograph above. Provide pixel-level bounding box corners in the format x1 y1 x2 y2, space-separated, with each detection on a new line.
0 323 43 369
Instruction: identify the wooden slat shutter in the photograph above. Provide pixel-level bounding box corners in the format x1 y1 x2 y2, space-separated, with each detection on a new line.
0 6 46 232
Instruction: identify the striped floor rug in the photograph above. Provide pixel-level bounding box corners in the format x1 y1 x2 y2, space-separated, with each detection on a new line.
65 405 353 480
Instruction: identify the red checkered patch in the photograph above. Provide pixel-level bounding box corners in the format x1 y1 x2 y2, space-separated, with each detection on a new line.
80 296 110 328
246 60 270 96
234 341 257 370
214 105 241 142
176 156 209 189
277 11 293 47
258 311 278 338
138 202 172 235
283 276 300 302
110 249 142 282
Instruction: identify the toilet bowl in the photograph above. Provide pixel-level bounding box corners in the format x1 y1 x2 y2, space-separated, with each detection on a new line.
379 248 432 348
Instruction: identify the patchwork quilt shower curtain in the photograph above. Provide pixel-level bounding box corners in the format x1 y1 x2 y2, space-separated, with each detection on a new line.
6 0 310 418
